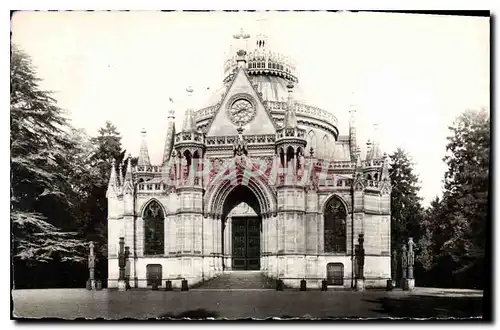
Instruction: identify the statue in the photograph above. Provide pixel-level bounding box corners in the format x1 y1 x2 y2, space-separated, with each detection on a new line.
181 156 189 183
118 237 126 282
401 243 408 279
118 237 130 291
357 234 365 279
124 246 131 290
297 150 305 177
391 250 397 280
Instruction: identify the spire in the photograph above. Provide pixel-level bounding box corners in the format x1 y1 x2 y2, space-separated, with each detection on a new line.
182 87 197 133
381 152 390 180
106 158 118 197
349 92 357 160
123 153 133 190
284 82 298 129
366 123 382 160
162 107 176 164
117 161 123 187
138 128 151 166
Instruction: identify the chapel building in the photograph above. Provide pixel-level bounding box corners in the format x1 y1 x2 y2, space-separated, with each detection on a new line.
106 27 392 289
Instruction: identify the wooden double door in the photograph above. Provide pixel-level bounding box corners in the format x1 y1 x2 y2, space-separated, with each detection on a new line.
231 217 261 270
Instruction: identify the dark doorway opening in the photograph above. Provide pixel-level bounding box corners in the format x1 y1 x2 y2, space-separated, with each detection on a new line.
326 263 344 286
221 185 262 271
146 264 162 286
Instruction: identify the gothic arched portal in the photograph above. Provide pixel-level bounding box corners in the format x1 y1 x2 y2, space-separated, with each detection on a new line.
143 200 165 255
324 196 347 253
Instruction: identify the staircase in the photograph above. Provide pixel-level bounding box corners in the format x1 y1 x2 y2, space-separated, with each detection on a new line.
196 271 275 290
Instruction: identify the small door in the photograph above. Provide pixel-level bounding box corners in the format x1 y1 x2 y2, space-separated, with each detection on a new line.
146 264 162 286
327 263 344 286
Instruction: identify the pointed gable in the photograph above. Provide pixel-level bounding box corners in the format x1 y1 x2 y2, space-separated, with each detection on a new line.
206 68 277 137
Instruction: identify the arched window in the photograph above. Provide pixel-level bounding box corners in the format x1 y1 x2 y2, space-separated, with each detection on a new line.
324 196 347 253
144 200 165 255
322 135 330 160
307 130 317 155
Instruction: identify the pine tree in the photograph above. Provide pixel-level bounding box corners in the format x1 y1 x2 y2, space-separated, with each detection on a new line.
11 46 87 270
442 109 489 286
418 109 489 288
389 148 424 251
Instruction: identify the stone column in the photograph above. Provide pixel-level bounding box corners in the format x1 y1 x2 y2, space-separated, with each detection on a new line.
215 215 221 273
87 241 95 290
387 249 397 291
118 237 127 291
227 217 232 271
401 243 408 290
405 237 416 291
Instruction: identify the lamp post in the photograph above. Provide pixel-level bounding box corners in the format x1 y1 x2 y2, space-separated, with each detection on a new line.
355 234 365 291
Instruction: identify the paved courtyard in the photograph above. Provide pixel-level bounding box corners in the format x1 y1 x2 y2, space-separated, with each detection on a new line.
12 287 483 320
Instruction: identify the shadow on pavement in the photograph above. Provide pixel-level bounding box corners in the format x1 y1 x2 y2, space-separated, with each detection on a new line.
158 309 219 320
364 294 483 319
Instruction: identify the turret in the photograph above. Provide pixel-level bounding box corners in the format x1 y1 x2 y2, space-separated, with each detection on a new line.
275 82 306 185
174 87 205 188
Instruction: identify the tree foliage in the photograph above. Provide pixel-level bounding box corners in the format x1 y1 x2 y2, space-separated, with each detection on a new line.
11 46 130 288
389 148 424 251
418 109 489 288
11 46 88 269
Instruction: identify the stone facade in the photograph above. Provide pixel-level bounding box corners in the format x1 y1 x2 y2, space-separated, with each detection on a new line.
107 29 391 289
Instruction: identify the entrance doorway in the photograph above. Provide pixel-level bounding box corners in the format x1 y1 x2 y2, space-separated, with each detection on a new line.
221 185 263 272
146 264 162 286
326 263 344 286
232 216 261 270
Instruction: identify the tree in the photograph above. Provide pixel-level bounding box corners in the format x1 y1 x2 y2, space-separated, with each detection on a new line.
389 148 424 251
11 45 75 215
418 109 489 289
442 109 489 286
78 122 125 253
11 46 89 287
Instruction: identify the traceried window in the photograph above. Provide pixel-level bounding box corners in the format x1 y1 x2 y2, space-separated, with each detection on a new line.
144 200 165 255
324 196 347 253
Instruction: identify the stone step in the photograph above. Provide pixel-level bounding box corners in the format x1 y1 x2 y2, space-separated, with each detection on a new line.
197 271 275 289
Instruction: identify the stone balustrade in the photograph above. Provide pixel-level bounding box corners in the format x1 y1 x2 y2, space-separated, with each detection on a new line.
137 183 165 192
363 159 384 167
175 131 205 144
265 101 338 126
205 134 275 146
194 105 218 121
276 127 306 140
135 165 163 173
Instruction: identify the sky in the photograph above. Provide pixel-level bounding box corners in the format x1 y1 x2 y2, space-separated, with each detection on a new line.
11 11 490 206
